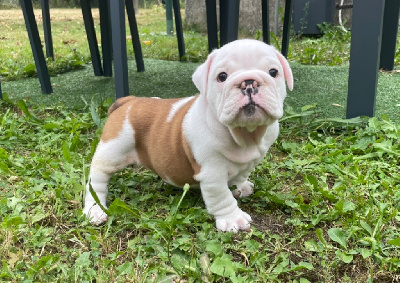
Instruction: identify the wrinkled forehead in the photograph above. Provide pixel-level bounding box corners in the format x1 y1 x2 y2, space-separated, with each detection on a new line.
211 42 280 73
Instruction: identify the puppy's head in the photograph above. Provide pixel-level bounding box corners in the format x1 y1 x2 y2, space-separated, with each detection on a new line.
192 39 293 143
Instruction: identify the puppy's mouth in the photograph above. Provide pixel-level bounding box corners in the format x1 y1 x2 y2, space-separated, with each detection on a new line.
219 77 282 130
242 102 261 117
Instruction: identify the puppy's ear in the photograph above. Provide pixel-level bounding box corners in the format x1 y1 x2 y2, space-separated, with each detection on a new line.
274 50 294 91
192 51 216 95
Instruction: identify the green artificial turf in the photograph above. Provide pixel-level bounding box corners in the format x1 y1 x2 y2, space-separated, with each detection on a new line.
2 59 400 120
288 63 400 120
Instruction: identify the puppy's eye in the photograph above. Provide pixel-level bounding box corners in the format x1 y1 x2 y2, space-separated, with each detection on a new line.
269 69 278 78
217 72 228 82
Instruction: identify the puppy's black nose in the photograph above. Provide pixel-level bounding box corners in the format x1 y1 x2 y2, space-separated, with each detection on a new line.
244 79 255 86
240 80 259 97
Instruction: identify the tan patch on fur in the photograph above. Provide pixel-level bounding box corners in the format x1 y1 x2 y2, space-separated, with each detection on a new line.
102 96 200 186
108 96 136 115
101 96 137 143
131 96 200 186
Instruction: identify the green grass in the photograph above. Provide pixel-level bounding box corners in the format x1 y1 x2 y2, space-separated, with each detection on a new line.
1 6 400 282
1 97 400 282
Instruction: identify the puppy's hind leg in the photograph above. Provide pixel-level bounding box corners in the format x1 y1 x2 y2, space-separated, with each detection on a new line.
83 118 137 225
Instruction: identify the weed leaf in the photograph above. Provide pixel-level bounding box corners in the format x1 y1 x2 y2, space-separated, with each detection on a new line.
315 228 328 247
1 92 14 104
290 261 313 271
387 237 400 247
205 240 223 256
108 198 140 218
2 216 25 228
360 221 373 236
89 97 101 128
88 182 109 216
17 100 42 122
328 228 348 249
335 200 356 214
210 254 242 278
360 249 372 258
62 140 72 163
335 250 353 263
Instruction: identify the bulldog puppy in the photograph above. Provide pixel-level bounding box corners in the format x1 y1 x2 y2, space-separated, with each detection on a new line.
83 39 293 232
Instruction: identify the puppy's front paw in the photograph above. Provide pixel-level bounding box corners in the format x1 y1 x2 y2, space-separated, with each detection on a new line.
83 204 108 225
215 208 252 232
232 181 254 198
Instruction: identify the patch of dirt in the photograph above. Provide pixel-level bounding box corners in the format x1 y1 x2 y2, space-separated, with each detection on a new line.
251 212 292 235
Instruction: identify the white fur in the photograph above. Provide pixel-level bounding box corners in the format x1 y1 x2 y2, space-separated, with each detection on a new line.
167 96 195 123
83 108 138 224
185 39 292 232
83 39 293 232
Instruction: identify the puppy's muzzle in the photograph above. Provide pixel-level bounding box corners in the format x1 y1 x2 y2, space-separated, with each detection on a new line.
240 79 260 117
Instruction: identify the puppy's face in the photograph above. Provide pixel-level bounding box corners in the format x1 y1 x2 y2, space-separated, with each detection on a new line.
193 40 293 132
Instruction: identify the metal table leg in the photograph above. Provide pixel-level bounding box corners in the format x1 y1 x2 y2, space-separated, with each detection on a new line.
126 0 145 72
261 0 270 44
281 0 292 58
379 0 400 71
81 0 104 76
99 0 112 76
110 0 129 98
346 0 385 118
205 0 219 52
20 0 53 94
219 0 240 46
172 0 185 60
41 0 53 59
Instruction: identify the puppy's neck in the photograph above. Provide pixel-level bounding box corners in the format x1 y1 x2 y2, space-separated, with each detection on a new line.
229 125 268 148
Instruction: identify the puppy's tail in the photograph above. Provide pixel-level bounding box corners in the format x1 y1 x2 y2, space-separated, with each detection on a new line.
108 96 137 115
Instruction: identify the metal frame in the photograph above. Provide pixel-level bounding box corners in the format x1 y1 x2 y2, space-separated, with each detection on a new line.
81 0 104 76
261 0 270 44
20 0 53 94
98 0 112 77
281 0 292 58
41 0 53 59
379 0 400 71
126 0 145 72
346 0 386 118
205 0 292 57
173 0 186 59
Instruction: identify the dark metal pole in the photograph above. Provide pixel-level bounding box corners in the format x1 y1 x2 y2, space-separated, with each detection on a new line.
205 0 218 52
165 0 173 34
20 0 53 94
281 0 292 58
261 0 270 44
99 0 112 76
220 0 240 46
126 0 145 72
110 0 129 98
81 0 104 76
346 0 385 118
379 0 400 71
172 0 185 59
41 0 54 59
